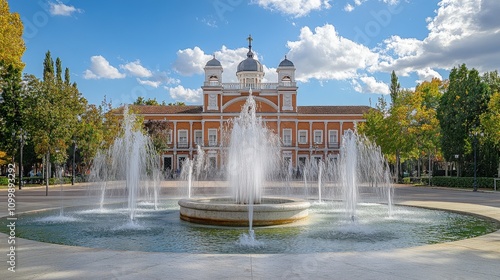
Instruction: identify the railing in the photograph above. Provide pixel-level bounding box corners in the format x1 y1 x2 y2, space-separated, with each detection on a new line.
177 142 189 149
203 82 296 89
176 141 340 149
328 142 340 149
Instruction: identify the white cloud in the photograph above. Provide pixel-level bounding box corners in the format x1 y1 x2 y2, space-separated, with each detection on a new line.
166 85 202 103
253 0 331 17
375 0 500 75
49 1 83 16
286 24 378 82
172 45 278 83
137 78 161 88
83 56 125 79
344 4 354 12
416 67 442 84
352 76 390 94
138 72 180 88
173 47 212 76
120 60 152 78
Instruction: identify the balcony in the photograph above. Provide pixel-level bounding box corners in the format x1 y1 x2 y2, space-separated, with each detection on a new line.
282 142 293 147
203 82 296 89
177 142 189 149
207 140 218 147
328 142 340 149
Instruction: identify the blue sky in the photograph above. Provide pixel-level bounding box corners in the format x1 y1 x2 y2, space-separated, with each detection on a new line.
9 0 500 107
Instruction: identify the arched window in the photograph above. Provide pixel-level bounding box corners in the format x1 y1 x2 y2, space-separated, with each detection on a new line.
209 75 219 86
281 76 291 86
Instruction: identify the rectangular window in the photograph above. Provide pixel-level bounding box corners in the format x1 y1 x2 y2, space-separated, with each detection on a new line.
283 129 292 146
208 156 217 168
298 130 308 144
314 130 323 144
194 130 202 146
328 130 339 148
178 130 188 148
167 130 172 144
208 129 217 147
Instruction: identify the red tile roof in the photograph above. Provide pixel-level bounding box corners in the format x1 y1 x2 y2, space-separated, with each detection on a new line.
115 105 371 115
116 105 203 114
297 106 371 115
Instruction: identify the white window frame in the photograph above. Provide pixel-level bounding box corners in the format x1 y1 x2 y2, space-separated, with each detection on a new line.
328 130 338 147
298 130 308 144
166 130 172 144
298 155 308 167
314 130 323 144
194 130 203 146
178 130 188 147
177 155 187 172
208 156 217 169
208 129 217 147
282 129 292 146
312 155 322 163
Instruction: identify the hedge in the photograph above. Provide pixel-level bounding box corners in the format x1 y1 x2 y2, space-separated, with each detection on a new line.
430 176 496 189
0 176 73 186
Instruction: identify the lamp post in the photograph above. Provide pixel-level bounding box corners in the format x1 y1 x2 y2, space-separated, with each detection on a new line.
18 129 26 190
470 131 484 192
72 140 77 185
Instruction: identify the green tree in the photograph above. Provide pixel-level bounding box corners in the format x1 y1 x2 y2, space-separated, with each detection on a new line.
168 101 185 106
390 70 400 104
133 96 162 105
0 0 25 70
144 120 170 152
26 51 87 186
0 62 25 159
437 64 491 177
481 92 500 147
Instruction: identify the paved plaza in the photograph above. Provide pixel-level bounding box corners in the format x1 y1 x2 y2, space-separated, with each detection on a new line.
1 183 500 279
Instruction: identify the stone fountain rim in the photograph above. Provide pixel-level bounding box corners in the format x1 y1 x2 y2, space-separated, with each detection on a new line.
178 197 311 212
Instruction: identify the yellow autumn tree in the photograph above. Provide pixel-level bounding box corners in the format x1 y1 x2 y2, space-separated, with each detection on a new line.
0 0 25 69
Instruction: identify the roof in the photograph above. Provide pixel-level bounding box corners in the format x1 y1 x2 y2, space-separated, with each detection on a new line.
237 50 263 72
116 105 371 115
297 106 372 115
116 105 203 115
278 58 294 67
205 57 221 67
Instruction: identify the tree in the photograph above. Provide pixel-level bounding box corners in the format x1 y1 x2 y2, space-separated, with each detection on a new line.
26 51 86 185
390 70 400 104
437 64 491 176
0 0 25 70
144 120 170 152
168 101 185 106
481 92 500 147
133 96 162 105
0 62 25 158
480 72 500 176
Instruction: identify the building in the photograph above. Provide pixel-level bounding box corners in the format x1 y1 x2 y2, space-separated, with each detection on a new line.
131 37 371 173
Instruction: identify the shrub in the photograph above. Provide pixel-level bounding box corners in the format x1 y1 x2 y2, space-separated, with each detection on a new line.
430 176 495 189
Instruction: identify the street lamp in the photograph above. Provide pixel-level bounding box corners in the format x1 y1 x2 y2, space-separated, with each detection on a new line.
72 140 77 185
470 131 484 192
18 129 27 190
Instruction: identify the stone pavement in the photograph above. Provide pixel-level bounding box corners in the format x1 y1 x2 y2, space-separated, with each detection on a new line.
0 183 499 279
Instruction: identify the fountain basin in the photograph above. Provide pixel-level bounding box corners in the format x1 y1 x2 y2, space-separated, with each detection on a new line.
179 197 311 226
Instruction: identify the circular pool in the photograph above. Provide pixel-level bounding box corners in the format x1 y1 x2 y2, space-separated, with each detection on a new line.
2 199 497 254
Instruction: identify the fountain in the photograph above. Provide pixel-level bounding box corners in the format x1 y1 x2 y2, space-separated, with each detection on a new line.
178 91 311 228
4 95 498 255
88 106 161 221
